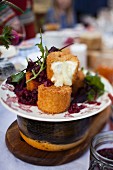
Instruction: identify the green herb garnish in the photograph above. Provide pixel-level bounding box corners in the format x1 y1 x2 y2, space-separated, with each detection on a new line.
11 72 25 83
26 33 48 83
6 33 48 84
0 26 12 49
85 72 105 101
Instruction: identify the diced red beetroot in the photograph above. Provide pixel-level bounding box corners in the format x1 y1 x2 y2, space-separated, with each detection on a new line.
87 101 101 105
68 103 86 114
79 104 86 109
17 88 38 105
26 60 38 72
48 46 60 53
44 79 53 87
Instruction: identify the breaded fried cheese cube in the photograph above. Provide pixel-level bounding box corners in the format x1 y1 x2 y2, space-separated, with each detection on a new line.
26 71 39 91
46 52 79 87
72 70 85 95
61 47 71 55
38 84 72 114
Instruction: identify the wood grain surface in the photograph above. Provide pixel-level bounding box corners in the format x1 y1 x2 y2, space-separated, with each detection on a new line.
5 106 111 166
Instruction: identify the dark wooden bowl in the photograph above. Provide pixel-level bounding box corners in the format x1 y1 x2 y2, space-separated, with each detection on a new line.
17 115 91 151
5 107 111 165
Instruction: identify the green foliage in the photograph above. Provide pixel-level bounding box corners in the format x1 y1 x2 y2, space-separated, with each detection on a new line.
11 72 25 83
85 72 105 101
0 26 12 49
26 33 48 83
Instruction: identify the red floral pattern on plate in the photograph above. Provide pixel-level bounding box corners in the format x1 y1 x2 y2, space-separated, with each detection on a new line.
1 94 32 113
1 84 14 92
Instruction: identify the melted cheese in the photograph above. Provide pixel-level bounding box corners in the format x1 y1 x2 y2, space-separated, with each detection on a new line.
51 61 77 87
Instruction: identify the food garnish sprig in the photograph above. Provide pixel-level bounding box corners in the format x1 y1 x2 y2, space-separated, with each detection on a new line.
26 36 74 83
0 26 19 49
6 34 73 84
26 34 48 83
85 71 105 101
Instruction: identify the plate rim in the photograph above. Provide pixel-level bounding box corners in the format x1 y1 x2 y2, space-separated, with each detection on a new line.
0 75 113 122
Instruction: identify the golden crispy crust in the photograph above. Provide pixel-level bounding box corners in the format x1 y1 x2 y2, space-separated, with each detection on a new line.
46 52 79 85
38 84 72 114
61 47 71 55
72 70 85 95
26 71 39 91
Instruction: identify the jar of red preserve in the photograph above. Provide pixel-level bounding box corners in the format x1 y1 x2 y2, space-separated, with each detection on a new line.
89 131 113 170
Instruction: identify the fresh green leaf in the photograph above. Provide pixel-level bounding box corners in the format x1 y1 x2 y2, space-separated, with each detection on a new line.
87 89 96 101
85 72 105 101
11 72 25 83
85 73 104 92
0 26 12 49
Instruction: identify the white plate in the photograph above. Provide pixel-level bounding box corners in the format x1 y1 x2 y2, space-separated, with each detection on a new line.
0 45 18 58
0 76 112 122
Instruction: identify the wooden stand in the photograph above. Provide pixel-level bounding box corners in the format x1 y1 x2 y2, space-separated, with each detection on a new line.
5 107 111 166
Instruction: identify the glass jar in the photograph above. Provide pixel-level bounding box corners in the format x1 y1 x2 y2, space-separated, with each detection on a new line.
89 131 113 170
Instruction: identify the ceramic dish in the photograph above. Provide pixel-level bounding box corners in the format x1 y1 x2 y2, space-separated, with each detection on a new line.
0 76 112 122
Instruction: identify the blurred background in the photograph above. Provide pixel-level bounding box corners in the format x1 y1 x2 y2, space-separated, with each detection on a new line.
0 0 113 166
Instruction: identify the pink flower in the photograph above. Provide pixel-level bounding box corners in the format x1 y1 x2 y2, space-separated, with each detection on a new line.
11 30 19 45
